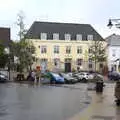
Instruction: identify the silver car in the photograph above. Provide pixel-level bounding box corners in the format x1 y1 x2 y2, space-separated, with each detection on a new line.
74 72 94 82
59 73 78 84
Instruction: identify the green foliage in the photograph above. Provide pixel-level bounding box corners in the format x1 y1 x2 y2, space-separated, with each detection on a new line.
10 10 36 72
0 44 8 68
89 40 106 72
0 44 4 55
11 40 36 72
16 11 27 40
72 68 76 72
89 41 106 62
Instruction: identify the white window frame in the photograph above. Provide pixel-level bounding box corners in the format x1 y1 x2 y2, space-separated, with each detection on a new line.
66 46 71 54
41 46 47 53
77 46 82 54
41 33 47 40
76 34 82 40
88 48 92 53
89 63 93 68
65 34 71 40
54 45 59 54
54 58 60 67
89 58 92 63
76 59 83 66
53 33 59 40
87 35 93 40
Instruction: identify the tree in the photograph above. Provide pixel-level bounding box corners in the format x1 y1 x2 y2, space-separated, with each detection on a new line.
16 10 27 40
11 11 36 72
0 44 8 68
89 40 106 72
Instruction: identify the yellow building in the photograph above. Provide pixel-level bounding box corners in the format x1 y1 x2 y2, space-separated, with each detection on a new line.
26 21 106 73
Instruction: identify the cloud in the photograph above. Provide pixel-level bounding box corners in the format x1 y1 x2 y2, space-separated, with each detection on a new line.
0 0 120 39
0 0 16 9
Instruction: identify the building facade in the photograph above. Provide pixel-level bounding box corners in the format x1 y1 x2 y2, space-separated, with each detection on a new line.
106 34 120 72
26 21 106 72
0 27 10 47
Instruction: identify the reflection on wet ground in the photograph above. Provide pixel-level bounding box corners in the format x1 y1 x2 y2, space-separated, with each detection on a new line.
0 83 91 120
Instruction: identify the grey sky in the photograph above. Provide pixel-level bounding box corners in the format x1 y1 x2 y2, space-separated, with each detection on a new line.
0 0 120 40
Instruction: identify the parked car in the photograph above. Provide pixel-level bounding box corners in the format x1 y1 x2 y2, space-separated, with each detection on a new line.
108 71 120 81
40 73 51 84
87 73 105 90
46 72 64 84
59 73 78 84
73 72 93 82
67 72 73 77
93 73 104 81
0 73 8 83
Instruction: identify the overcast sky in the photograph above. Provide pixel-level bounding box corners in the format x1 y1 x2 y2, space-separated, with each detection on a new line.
0 0 120 40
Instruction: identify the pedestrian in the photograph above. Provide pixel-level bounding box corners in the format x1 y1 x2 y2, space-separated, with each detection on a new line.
31 70 36 82
35 70 41 84
115 81 120 100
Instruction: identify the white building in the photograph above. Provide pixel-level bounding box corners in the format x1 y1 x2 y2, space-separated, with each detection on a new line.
106 34 120 72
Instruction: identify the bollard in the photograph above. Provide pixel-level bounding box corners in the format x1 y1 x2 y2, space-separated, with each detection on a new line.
96 80 104 93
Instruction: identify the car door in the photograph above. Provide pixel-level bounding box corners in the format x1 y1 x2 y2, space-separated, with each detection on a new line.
78 73 84 79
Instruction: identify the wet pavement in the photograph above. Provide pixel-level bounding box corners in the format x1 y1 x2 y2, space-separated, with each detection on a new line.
69 83 120 120
0 83 91 120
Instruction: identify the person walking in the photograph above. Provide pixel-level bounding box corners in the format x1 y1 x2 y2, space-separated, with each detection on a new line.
115 81 120 105
35 69 41 84
31 70 36 82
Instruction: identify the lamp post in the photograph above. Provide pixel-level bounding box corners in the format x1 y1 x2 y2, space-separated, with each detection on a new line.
107 18 120 72
107 19 120 29
4 47 10 81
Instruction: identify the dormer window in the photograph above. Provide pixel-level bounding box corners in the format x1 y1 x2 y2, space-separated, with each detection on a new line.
76 34 82 40
65 34 71 40
40 33 47 40
87 35 93 40
53 33 59 40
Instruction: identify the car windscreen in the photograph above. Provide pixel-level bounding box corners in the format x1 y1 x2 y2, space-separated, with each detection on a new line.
61 73 68 77
52 73 61 77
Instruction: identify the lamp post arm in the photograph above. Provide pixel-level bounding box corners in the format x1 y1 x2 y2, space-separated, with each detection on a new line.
110 19 120 21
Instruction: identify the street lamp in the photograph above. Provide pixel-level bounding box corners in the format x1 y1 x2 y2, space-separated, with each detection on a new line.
4 47 10 81
107 19 113 28
107 19 120 29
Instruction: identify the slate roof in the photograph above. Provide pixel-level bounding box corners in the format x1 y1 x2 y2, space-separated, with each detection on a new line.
26 21 104 41
0 27 10 46
105 34 120 46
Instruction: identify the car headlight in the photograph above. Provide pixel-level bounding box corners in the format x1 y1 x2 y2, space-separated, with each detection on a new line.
0 75 5 78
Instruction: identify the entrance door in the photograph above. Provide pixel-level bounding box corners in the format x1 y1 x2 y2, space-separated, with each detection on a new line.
65 58 72 72
65 63 71 72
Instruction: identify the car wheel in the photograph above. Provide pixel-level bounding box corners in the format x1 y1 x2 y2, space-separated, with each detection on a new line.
82 78 87 83
116 100 120 106
51 80 56 84
110 78 113 81
71 80 74 84
78 79 81 82
64 79 66 84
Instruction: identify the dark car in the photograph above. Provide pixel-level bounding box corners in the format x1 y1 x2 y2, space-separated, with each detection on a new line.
108 71 120 81
0 73 8 83
59 73 78 84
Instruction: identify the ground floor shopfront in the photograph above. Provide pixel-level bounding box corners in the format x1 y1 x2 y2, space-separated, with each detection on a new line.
32 58 106 73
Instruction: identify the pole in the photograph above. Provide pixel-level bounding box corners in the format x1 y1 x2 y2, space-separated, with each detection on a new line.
95 40 97 72
8 56 10 81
